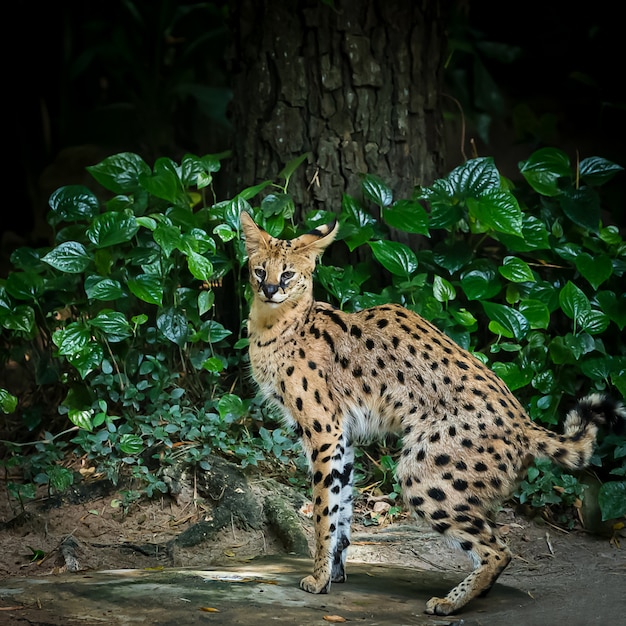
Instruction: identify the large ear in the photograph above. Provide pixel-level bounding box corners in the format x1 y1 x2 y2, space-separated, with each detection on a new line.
240 211 271 255
293 220 339 259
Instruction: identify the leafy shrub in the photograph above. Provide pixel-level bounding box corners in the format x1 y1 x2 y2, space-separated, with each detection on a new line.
1 147 624 524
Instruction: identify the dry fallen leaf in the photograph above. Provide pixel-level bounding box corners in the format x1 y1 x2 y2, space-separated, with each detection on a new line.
323 615 347 623
199 607 220 613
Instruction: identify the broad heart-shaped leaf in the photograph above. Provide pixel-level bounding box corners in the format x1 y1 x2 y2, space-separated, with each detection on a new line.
84 276 125 301
499 256 535 283
575 253 613 289
559 281 591 322
559 186 601 233
383 199 429 235
0 388 18 414
341 194 377 227
580 356 616 382
491 361 533 391
578 310 610 335
579 156 624 187
368 240 418 277
261 192 294 218
432 275 456 303
447 156 500 198
68 408 93 431
596 290 626 330
42 241 91 273
139 157 187 206
482 301 530 340
467 190 523 235
127 274 163 306
362 174 393 208
153 223 181 257
598 481 626 521
53 322 92 356
5 271 44 300
518 147 571 196
1 304 35 333
460 260 501 300
87 152 151 195
187 251 214 282
518 299 550 330
89 310 132 342
48 185 99 226
157 307 189 346
119 433 144 455
86 212 139 248
495 215 550 252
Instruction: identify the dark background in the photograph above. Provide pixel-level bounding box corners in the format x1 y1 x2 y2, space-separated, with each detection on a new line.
6 0 625 261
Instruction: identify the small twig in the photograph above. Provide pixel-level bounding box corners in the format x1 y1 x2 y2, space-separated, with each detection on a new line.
545 531 554 556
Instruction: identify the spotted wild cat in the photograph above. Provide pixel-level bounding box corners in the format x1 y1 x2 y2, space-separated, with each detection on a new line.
239 211 625 616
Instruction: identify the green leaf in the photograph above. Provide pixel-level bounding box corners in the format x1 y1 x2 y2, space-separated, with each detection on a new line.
213 224 236 242
42 241 91 273
598 481 626 521
153 224 181 256
382 199 429 235
449 156 501 197
68 408 93 430
86 212 139 248
197 290 214 316
574 253 613 289
87 153 151 194
518 299 550 330
187 251 214 282
278 153 310 182
197 320 232 343
136 216 157 230
467 190 523 235
482 301 529 340
128 274 163 306
499 256 535 283
491 362 533 391
202 356 225 373
0 388 18 414
119 434 144 455
578 310 610 335
47 186 100 225
261 193 294 218
84 276 125 301
90 311 132 342
67 344 104 379
433 275 456 303
460 261 501 300
1 305 35 333
559 281 591 322
580 356 615 381
362 174 393 208
53 323 92 355
157 307 188 346
433 241 473 273
368 240 418 277
560 186 601 233
139 157 187 205
218 393 245 421
596 291 626 330
496 215 551 252
579 156 624 187
549 333 595 363
519 147 571 196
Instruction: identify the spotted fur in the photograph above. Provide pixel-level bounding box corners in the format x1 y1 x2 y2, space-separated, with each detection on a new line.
240 211 625 616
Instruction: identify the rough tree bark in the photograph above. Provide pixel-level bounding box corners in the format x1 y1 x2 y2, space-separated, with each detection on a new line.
226 0 448 218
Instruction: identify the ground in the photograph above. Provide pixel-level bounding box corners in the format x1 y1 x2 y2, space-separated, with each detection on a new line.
0 468 624 625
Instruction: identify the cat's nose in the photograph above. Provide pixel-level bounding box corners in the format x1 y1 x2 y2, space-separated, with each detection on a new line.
262 283 279 298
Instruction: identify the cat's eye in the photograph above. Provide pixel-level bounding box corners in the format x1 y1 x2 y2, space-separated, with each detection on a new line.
281 271 295 281
254 268 266 280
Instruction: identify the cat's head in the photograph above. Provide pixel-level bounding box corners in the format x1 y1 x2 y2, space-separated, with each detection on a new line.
240 212 338 306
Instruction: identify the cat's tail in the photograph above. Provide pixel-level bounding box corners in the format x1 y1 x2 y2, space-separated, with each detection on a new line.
528 393 626 470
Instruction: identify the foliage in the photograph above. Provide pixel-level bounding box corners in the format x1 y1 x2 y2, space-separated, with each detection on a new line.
1 147 625 525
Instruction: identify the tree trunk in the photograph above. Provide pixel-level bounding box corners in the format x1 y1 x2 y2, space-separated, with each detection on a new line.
226 0 448 218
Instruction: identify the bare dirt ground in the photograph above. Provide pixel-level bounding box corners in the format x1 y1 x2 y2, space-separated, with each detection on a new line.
0 471 624 625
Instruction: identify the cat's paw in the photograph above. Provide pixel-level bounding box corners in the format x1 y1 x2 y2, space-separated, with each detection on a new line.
425 596 455 616
300 575 330 594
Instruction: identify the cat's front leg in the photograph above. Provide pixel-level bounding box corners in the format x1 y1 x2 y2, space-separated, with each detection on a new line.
331 438 354 583
299 431 349 594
